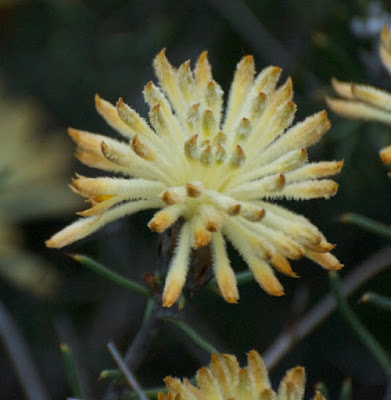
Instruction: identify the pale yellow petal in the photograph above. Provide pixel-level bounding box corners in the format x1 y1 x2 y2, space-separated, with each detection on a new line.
211 232 239 303
326 97 391 125
46 199 162 248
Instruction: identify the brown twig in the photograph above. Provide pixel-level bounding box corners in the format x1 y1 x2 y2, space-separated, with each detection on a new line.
0 300 49 400
107 341 148 400
263 246 391 369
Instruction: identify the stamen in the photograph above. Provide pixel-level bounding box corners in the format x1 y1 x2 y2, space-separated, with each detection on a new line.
186 103 200 133
230 145 246 167
200 144 213 165
213 131 227 145
236 118 252 141
214 144 227 163
201 109 217 138
184 134 198 159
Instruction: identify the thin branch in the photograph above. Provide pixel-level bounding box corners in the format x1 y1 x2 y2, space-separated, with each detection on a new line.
263 246 391 369
103 308 162 400
59 343 83 399
165 318 219 355
71 254 151 297
0 301 49 400
361 292 391 311
339 213 391 239
54 315 93 400
330 271 391 376
107 341 148 400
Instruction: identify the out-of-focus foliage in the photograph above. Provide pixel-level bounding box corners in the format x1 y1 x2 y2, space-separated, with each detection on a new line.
0 1 390 399
0 87 79 297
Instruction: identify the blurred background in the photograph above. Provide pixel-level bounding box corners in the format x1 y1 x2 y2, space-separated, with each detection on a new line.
0 0 391 399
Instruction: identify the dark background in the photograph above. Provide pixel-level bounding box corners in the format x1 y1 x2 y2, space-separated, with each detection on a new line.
0 0 391 399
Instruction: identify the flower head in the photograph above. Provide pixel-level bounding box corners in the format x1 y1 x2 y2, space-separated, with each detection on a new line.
47 49 342 306
158 350 325 400
327 25 391 175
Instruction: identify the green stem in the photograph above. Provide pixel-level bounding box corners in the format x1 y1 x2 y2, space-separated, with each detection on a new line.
71 254 150 297
329 271 391 376
361 292 391 311
166 318 219 355
339 213 391 239
59 343 82 399
142 298 155 322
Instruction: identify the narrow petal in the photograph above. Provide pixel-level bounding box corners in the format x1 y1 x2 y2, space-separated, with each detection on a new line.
331 77 354 99
194 51 212 93
247 256 285 296
284 161 343 183
247 349 271 392
326 97 391 125
224 55 255 134
211 232 239 303
277 366 306 400
72 176 165 198
148 204 185 233
305 249 343 270
46 199 162 248
252 110 331 167
153 49 186 117
162 222 192 307
210 354 234 397
95 94 134 139
351 83 391 111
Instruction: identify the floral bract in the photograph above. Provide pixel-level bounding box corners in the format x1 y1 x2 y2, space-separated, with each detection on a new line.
47 49 342 307
158 350 325 400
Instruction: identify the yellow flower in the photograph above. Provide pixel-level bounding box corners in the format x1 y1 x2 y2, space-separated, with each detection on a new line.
327 25 391 175
47 49 342 307
0 89 79 297
158 350 325 400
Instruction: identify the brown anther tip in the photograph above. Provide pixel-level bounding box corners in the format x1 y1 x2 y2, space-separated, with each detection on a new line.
227 204 241 216
147 220 159 232
186 183 202 198
94 93 101 104
152 103 161 112
243 55 254 63
145 81 153 90
256 209 266 220
207 81 215 87
206 221 219 232
161 191 175 205
100 141 108 154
